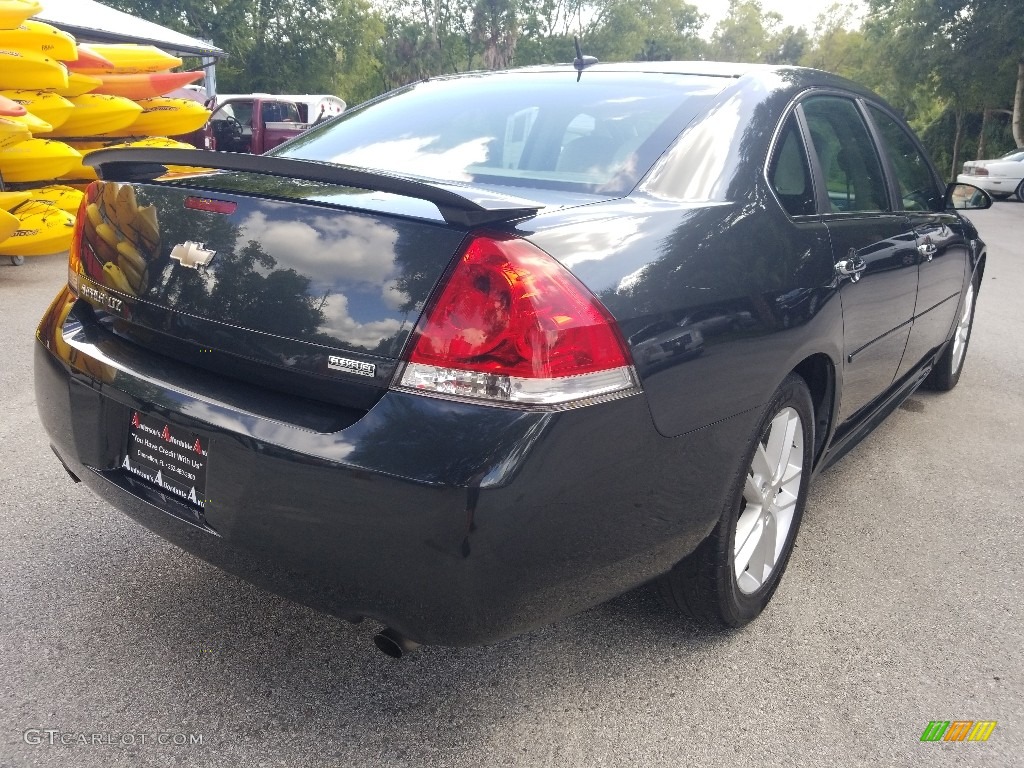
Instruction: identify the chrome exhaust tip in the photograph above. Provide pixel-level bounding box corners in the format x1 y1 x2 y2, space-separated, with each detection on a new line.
373 628 422 659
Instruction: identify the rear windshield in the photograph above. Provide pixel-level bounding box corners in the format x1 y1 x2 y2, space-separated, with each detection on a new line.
273 72 724 195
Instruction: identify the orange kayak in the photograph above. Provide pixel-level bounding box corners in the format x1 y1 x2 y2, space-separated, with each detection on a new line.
93 71 205 100
64 44 115 73
0 94 26 116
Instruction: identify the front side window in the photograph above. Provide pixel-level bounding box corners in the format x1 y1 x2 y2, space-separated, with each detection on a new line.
868 105 941 211
214 101 253 128
801 96 888 214
274 73 724 195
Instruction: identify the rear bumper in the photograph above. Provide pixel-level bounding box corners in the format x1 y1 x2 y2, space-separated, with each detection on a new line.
35 290 753 646
956 173 1021 196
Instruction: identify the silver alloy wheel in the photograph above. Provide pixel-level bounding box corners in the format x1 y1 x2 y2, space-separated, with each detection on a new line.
734 406 804 594
950 282 974 375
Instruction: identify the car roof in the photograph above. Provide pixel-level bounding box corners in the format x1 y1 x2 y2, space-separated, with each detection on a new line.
431 61 875 101
512 60 774 78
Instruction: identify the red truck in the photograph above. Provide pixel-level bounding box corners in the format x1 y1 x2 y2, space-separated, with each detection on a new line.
190 95 310 153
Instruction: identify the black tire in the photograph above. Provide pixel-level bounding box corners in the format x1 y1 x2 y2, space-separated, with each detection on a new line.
924 275 978 391
1016 179 1024 202
659 373 814 627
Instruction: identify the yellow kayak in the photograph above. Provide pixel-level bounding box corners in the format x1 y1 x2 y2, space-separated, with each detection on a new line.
0 200 76 256
0 89 75 130
0 208 16 242
3 109 52 134
0 49 68 90
69 44 181 75
0 190 30 210
63 136 194 181
0 20 78 61
0 0 43 30
31 184 84 213
0 138 82 182
100 97 211 138
0 114 30 149
49 94 142 138
55 70 102 98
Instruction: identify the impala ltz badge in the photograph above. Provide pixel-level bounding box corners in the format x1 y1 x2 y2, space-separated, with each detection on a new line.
170 241 216 270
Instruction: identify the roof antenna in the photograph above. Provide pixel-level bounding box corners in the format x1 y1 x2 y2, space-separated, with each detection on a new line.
573 36 598 82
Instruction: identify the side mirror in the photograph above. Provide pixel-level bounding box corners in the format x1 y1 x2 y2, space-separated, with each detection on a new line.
946 182 992 210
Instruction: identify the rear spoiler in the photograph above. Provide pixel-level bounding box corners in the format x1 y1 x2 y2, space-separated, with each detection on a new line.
85 148 544 228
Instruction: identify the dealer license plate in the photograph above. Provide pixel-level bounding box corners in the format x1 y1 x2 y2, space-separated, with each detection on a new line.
122 410 209 509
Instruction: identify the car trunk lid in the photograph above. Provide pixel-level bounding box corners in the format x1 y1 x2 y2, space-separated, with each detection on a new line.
74 173 484 411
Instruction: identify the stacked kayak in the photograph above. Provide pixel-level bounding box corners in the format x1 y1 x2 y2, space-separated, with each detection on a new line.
0 2 209 262
0 1 43 29
0 199 74 256
93 71 204 101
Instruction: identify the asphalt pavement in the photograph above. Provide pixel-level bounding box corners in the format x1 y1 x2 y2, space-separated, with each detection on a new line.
1 203 1021 768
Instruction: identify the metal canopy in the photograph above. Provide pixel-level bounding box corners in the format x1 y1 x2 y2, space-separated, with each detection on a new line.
36 0 226 58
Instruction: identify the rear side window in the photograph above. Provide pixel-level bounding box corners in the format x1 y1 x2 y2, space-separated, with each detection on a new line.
262 101 301 123
769 115 816 216
801 96 888 213
274 73 723 195
867 105 941 211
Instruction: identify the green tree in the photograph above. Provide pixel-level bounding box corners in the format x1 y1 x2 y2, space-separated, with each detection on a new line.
800 4 874 83
865 0 1023 180
107 0 385 101
584 0 706 63
472 0 519 69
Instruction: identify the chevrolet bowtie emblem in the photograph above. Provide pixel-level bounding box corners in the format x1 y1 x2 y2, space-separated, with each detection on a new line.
170 241 216 270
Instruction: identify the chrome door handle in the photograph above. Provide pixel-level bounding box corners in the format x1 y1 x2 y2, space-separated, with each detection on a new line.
917 242 937 262
835 257 866 283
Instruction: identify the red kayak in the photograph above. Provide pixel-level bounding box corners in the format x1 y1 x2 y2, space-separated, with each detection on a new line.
92 70 204 100
0 94 26 116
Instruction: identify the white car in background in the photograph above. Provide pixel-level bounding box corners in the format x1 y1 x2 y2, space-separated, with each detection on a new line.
957 148 1024 200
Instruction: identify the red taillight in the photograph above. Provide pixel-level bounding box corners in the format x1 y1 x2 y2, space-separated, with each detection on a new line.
396 233 638 407
974 167 988 176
